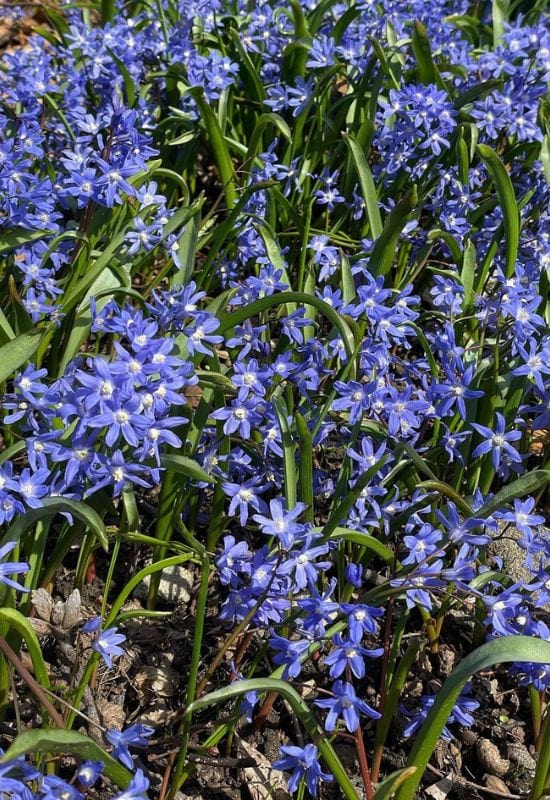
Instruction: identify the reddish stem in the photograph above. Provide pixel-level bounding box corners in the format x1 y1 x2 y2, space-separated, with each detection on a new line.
355 724 374 800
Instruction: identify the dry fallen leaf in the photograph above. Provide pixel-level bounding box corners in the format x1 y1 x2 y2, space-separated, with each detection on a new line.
30 588 82 636
476 739 510 776
134 665 179 699
98 699 126 731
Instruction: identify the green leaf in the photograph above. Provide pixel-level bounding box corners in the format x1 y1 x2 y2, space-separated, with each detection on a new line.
196 369 235 393
1 729 131 787
411 21 443 88
322 456 390 539
41 6 69 36
191 88 238 209
369 187 418 277
2 497 108 552
0 332 43 384
0 608 50 691
254 224 295 308
373 640 422 785
541 134 550 187
187 678 360 800
426 229 463 266
532 707 550 800
171 213 201 287
58 264 130 374
272 396 297 510
340 252 357 305
100 0 115 24
8 276 35 335
160 454 216 485
453 79 500 110
105 554 195 627
396 442 439 481
460 239 476 312
396 637 550 800
296 412 314 523
492 0 510 45
62 201 202 313
417 480 473 516
325 527 395 564
218 291 356 365
473 469 550 521
373 768 418 800
245 113 292 165
228 29 265 102
476 144 520 279
343 133 383 239
455 129 470 185
0 228 53 256
107 48 136 106
0 307 15 343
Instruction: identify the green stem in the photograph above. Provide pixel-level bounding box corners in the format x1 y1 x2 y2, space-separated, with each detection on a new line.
169 555 211 797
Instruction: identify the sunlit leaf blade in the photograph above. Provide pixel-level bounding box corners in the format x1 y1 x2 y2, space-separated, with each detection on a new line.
1 729 132 787
326 527 395 564
343 132 383 239
0 228 53 255
492 0 510 45
396 637 550 800
0 332 43 384
532 707 550 800
477 143 520 278
2 497 108 552
0 608 50 691
105 554 195 627
411 21 443 88
161 454 216 485
473 469 550 521
191 88 238 209
369 187 418 277
373 767 417 800
217 291 356 364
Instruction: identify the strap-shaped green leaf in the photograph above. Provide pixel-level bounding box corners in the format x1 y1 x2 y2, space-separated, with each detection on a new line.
0 228 53 256
343 133 383 239
0 332 43 385
396 636 550 800
477 143 519 279
369 187 418 277
2 497 108 552
1 728 132 788
0 608 50 690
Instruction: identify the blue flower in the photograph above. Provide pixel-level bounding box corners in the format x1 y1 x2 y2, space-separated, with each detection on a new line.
42 774 84 800
106 724 154 770
76 760 103 787
323 635 383 679
273 744 333 796
269 631 312 679
315 680 380 731
222 477 268 525
83 617 126 668
471 412 523 471
0 541 30 593
113 768 150 800
252 499 310 549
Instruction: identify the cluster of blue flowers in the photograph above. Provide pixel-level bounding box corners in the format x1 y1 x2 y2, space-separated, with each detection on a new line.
1 0 549 796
